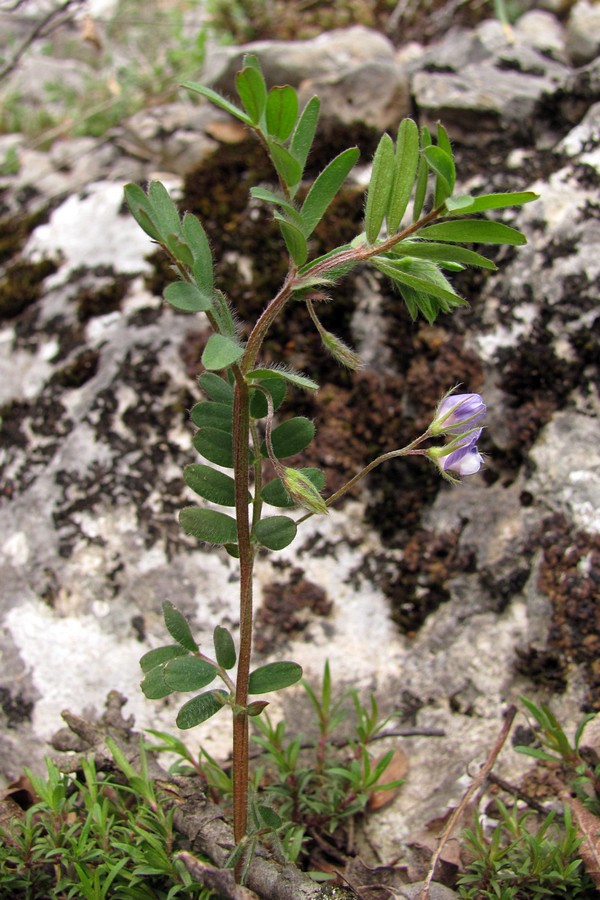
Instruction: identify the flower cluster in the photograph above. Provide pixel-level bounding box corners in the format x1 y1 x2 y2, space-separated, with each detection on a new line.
426 392 486 479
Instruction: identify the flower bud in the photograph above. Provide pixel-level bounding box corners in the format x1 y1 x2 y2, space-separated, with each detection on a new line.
282 467 328 515
430 391 486 436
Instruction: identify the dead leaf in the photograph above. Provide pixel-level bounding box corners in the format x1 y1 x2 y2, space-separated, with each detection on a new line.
561 793 600 888
368 747 409 811
80 15 103 52
0 772 38 810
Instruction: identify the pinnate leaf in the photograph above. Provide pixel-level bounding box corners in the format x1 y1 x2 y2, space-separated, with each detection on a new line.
248 661 303 694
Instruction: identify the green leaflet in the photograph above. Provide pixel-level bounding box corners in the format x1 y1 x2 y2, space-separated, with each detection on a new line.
252 515 297 551
140 644 187 674
190 401 232 431
445 190 539 215
392 240 497 270
248 661 303 694
176 690 228 729
181 81 252 125
184 464 243 507
162 601 198 652
365 133 395 245
248 368 319 392
300 147 360 236
387 117 419 234
202 334 245 371
183 212 214 297
193 427 233 468
164 656 217 692
141 665 173 700
236 63 267 124
266 85 298 141
148 181 180 240
249 377 287 419
213 625 236 669
123 183 161 241
198 372 234 404
262 416 316 460
268 140 303 191
179 507 238 545
423 145 455 206
413 126 431 222
275 213 308 266
418 219 527 245
164 281 212 313
290 95 320 172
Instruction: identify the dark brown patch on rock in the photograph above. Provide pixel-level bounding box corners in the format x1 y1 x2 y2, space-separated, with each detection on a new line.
381 526 475 634
0 257 58 320
534 514 600 709
255 566 332 654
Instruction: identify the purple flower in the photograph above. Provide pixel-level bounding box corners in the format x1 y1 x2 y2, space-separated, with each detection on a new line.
430 392 486 436
440 431 484 477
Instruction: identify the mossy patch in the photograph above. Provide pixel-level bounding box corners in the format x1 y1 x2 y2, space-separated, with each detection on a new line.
380 525 475 634
255 566 332 654
533 514 600 710
0 257 58 320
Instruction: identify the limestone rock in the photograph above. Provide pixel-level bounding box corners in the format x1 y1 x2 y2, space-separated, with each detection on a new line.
566 0 600 64
202 26 397 92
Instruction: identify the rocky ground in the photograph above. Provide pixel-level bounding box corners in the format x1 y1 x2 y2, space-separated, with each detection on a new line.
0 0 599 890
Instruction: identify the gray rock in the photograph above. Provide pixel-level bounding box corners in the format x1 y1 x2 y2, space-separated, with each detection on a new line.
513 9 567 61
298 59 410 131
203 25 396 93
397 885 458 900
412 51 567 142
566 0 600 65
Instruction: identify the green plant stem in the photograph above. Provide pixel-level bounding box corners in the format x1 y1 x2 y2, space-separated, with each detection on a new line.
296 432 430 525
232 371 254 847
241 204 445 374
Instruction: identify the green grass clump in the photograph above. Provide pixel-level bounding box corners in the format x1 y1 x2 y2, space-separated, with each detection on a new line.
0 742 212 899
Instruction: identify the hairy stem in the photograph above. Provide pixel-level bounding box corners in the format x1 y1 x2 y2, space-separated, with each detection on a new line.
232 372 253 847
